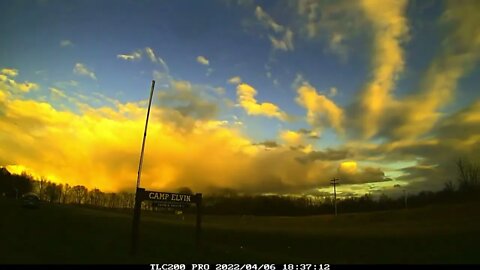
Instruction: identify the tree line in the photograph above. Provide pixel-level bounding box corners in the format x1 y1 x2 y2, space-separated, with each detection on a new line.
0 167 135 209
1 157 479 215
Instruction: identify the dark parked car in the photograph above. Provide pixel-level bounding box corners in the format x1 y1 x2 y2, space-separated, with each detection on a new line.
21 192 40 209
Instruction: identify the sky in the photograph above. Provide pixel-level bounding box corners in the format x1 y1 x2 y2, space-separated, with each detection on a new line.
1 0 479 198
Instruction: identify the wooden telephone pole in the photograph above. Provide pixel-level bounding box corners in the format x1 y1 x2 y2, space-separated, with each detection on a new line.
330 178 339 216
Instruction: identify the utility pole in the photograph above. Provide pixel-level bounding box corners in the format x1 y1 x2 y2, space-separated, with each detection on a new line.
131 80 155 256
394 184 408 209
330 178 339 216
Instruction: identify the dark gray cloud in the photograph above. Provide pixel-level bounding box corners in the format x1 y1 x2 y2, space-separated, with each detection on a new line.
295 148 350 164
253 140 280 148
348 100 480 193
157 84 218 120
338 166 392 185
297 128 320 139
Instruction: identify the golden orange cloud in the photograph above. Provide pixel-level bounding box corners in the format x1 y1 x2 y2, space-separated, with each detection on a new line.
1 73 381 194
356 0 409 138
0 68 39 93
296 84 344 135
236 83 289 121
387 0 480 139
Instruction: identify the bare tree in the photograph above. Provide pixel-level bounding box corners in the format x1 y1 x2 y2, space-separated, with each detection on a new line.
37 178 47 200
71 185 88 204
456 158 480 192
62 184 71 204
119 191 134 208
45 182 62 203
88 188 103 206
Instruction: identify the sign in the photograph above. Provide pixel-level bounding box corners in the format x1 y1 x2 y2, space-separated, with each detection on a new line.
143 191 199 208
152 202 190 208
131 187 203 256
143 191 196 204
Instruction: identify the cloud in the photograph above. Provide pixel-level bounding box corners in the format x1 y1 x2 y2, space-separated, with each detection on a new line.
255 6 284 33
54 80 79 89
328 87 338 97
214 87 226 95
255 6 295 51
116 47 169 73
73 63 97 80
296 149 350 164
280 130 305 146
145 47 170 73
253 140 279 149
237 83 289 121
60 40 73 47
145 47 157 63
327 32 348 60
295 0 364 59
296 84 344 135
228 76 242 85
291 73 308 89
196 56 210 66
157 57 170 74
1 77 383 194
157 79 219 124
269 29 294 51
153 70 173 87
337 97 480 193
297 128 320 139
49 87 67 99
0 68 39 93
337 161 391 184
117 50 142 61
376 0 480 140
351 0 409 138
1 68 18 77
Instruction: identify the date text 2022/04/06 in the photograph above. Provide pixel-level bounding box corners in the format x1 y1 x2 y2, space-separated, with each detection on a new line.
150 264 331 270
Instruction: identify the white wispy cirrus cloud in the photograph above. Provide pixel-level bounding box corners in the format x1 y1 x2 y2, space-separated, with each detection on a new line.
255 6 294 51
73 63 97 80
60 40 73 47
196 56 210 66
117 47 169 74
145 47 157 63
117 50 142 61
228 76 242 85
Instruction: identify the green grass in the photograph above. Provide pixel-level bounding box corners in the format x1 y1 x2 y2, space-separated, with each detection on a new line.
1 198 479 264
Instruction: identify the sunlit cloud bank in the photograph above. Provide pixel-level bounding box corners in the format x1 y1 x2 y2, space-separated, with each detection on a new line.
0 70 393 195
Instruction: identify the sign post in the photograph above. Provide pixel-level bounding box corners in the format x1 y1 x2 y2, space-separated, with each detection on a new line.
131 187 144 255
195 193 202 251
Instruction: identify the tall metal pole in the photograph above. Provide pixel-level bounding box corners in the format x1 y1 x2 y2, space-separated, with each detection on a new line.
131 80 155 256
331 178 339 216
136 80 156 189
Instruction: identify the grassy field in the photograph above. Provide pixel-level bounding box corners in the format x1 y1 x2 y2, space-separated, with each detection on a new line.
1 197 479 264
